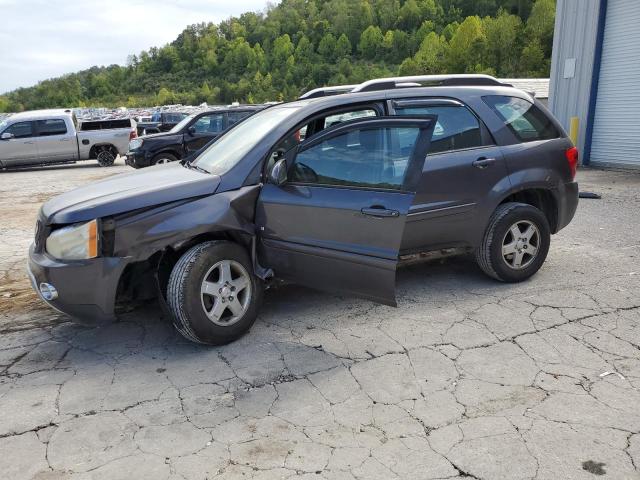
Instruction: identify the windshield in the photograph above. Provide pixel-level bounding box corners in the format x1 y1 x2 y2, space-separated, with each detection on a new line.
192 106 301 175
0 119 9 132
169 114 196 133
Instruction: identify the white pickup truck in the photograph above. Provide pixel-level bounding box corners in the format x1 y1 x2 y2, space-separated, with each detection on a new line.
0 109 136 168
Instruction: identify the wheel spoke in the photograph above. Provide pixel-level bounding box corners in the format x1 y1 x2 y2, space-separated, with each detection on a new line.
207 299 227 321
502 241 517 256
526 245 538 257
510 224 521 240
232 275 250 293
523 225 536 241
201 280 218 297
227 297 244 316
219 261 233 284
512 250 525 268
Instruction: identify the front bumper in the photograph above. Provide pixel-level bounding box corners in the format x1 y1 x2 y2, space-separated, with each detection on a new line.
27 244 128 325
125 150 150 168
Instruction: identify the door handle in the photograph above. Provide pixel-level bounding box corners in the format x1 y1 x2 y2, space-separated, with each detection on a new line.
59 138 70 142
472 157 496 169
23 141 34 144
361 206 400 218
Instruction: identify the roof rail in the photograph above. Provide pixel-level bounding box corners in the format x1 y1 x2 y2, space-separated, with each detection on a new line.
299 85 359 99
351 74 506 93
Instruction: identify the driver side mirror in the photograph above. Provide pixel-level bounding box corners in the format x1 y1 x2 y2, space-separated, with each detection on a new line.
187 126 196 136
1 132 14 140
268 158 287 186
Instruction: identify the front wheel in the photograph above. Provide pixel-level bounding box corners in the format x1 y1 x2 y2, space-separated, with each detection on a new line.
167 241 263 345
96 147 116 167
152 153 177 165
476 202 550 282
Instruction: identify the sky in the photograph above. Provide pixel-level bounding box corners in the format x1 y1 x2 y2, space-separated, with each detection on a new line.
0 0 270 94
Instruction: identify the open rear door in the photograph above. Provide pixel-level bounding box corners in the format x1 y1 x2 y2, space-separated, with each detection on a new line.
256 116 435 306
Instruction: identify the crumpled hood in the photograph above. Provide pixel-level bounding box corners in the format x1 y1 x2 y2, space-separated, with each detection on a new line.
42 162 220 225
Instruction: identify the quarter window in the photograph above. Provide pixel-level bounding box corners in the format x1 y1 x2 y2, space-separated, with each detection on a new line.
395 105 484 154
36 119 67 136
3 122 33 138
290 126 420 190
483 95 559 142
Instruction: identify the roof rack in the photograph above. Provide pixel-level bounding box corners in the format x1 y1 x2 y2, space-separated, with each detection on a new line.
299 85 359 99
299 74 508 99
351 74 507 93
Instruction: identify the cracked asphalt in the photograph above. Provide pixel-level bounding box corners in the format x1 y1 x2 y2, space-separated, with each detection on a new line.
1 164 639 480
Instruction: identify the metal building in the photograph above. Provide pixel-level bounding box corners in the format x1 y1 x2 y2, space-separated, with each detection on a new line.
549 0 640 168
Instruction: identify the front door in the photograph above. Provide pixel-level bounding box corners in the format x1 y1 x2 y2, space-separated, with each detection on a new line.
0 121 38 167
256 117 435 306
183 113 225 155
34 118 77 163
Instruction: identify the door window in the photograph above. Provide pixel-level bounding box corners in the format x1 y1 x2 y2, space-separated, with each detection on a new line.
3 122 33 138
36 119 67 136
227 111 251 127
323 108 377 128
483 95 559 142
193 114 224 133
290 126 421 190
395 105 484 154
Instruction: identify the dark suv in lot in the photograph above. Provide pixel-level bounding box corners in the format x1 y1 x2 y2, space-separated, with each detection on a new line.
28 75 578 345
126 105 265 167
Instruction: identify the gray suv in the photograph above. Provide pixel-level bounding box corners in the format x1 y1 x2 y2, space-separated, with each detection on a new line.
28 75 579 345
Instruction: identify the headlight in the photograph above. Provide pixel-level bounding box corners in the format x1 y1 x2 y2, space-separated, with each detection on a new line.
46 220 99 260
129 138 143 150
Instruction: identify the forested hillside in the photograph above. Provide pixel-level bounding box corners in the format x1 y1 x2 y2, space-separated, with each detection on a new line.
0 0 555 112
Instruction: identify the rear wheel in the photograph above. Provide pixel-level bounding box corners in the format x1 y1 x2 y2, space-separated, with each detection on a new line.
476 202 550 282
152 153 177 165
167 241 263 345
96 147 117 167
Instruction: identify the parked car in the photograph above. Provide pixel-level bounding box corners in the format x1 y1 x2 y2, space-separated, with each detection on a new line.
135 111 187 136
0 110 136 168
28 74 579 345
125 105 267 168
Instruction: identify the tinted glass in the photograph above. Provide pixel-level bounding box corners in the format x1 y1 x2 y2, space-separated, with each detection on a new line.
165 113 186 123
290 126 420 190
395 105 483 154
483 95 559 142
193 114 224 133
37 119 67 136
4 122 33 138
227 111 251 127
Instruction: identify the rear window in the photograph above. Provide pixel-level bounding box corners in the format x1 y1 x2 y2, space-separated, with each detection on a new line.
483 95 559 142
79 119 132 131
37 119 67 136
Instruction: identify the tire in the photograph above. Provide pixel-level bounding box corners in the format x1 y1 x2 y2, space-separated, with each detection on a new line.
167 241 263 345
96 147 116 167
152 153 177 165
476 202 550 282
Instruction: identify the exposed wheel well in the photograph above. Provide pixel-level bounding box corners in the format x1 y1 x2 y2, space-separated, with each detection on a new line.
499 189 558 233
115 231 251 307
90 144 118 159
153 150 181 161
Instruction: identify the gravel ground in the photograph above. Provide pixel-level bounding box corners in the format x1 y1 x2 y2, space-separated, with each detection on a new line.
0 163 639 480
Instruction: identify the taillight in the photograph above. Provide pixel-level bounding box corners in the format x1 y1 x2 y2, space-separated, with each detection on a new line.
565 147 578 180
129 129 137 141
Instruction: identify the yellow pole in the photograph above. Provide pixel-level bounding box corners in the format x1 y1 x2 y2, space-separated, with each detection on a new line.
569 116 579 146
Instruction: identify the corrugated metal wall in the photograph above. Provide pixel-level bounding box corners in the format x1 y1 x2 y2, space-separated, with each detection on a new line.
549 0 601 159
590 0 640 167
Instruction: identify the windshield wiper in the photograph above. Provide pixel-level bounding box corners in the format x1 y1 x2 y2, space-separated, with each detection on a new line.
184 160 209 174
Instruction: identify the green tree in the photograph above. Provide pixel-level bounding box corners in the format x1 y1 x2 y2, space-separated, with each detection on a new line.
446 16 487 72
358 26 384 59
335 34 352 59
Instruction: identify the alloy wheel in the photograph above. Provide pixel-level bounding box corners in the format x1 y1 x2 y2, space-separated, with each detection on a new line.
501 220 540 270
200 260 252 326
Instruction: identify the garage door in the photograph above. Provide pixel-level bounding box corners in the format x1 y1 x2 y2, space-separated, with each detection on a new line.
590 0 640 167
